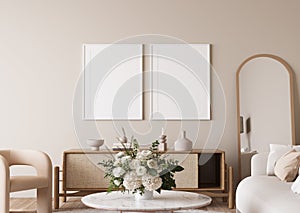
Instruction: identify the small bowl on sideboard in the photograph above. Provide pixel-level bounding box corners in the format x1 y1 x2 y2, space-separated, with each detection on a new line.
86 139 104 151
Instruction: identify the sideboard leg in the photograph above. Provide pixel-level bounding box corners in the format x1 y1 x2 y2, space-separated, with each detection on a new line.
63 190 67 202
223 164 228 202
54 166 60 209
228 166 234 209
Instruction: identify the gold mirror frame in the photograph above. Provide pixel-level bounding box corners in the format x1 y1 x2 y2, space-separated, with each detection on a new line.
236 54 296 180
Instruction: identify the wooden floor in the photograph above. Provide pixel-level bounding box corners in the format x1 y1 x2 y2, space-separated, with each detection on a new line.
10 198 235 212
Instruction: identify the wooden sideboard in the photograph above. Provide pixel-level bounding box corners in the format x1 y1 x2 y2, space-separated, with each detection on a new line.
54 149 233 209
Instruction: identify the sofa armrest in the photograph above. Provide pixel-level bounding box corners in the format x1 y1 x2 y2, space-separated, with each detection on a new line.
251 152 269 176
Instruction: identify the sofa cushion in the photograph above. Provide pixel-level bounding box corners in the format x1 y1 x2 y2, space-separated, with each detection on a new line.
274 149 300 182
267 144 293 175
236 176 300 213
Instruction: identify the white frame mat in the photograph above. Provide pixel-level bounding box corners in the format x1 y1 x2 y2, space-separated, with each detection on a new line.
150 44 210 120
83 44 143 120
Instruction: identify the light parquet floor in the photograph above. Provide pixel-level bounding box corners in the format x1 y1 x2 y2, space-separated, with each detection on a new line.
10 198 235 213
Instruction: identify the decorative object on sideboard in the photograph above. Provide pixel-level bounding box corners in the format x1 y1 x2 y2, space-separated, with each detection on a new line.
174 130 193 151
113 128 130 150
116 127 128 143
86 139 104 151
158 128 167 151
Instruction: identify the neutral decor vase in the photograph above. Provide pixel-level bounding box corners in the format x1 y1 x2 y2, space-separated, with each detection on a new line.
174 130 193 151
135 190 154 201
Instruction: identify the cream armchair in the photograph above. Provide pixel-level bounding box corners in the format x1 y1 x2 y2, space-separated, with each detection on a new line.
0 149 52 213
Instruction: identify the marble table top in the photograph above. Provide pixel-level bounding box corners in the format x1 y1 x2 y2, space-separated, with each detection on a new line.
81 190 212 212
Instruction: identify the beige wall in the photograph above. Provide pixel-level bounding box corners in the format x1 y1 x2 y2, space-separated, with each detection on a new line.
1 0 300 196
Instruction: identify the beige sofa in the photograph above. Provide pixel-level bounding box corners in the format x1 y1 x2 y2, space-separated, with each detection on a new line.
236 153 300 213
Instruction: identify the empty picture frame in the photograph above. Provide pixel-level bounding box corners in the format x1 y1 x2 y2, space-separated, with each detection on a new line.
83 44 143 120
150 44 210 120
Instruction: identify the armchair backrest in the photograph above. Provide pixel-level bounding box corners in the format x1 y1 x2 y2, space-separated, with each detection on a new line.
0 149 52 177
0 150 10 164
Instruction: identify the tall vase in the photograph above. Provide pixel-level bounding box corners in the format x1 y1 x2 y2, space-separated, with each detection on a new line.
174 130 193 151
135 190 154 201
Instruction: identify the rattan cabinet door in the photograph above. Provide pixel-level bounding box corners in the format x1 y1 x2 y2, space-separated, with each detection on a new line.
65 153 110 190
173 154 198 188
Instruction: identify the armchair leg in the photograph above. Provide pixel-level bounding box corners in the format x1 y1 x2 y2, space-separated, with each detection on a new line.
0 191 9 213
37 187 52 213
0 155 9 213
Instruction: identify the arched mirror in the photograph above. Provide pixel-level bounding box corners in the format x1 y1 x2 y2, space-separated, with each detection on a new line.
236 54 295 180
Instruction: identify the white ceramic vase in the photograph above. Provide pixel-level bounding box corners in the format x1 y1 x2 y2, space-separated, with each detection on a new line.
135 190 154 201
174 130 193 151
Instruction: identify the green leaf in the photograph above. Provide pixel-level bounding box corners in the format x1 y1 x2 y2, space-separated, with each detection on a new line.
171 165 184 173
148 168 158 176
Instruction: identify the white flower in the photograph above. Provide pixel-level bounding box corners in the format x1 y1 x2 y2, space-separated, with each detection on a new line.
125 171 138 180
147 159 158 169
137 150 152 160
121 156 132 163
112 167 125 178
123 179 141 190
141 150 152 157
116 152 125 158
136 153 143 160
113 159 121 166
123 172 142 190
142 175 162 191
130 159 140 169
113 179 121 186
136 166 147 176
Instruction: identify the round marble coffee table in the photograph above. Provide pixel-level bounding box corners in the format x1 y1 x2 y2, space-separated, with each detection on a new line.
81 190 212 212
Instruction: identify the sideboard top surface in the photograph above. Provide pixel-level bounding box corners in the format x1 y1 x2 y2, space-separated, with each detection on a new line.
63 149 224 154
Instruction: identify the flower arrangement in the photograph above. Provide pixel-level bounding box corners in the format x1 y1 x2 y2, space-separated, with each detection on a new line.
99 139 184 195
